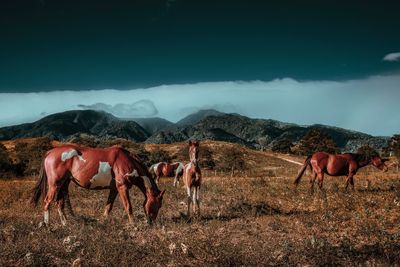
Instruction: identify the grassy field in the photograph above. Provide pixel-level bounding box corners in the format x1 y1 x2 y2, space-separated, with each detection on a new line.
0 142 399 266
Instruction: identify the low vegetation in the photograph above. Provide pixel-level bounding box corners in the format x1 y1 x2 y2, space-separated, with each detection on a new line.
293 128 340 156
0 139 399 266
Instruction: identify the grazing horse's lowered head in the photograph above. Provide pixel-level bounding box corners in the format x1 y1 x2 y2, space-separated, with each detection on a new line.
144 188 165 223
369 156 389 172
188 140 200 165
131 170 166 224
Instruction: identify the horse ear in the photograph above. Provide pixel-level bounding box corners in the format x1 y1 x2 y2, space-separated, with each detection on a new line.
158 190 166 199
188 140 192 146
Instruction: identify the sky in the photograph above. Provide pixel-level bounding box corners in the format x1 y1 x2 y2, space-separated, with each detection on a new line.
0 0 399 136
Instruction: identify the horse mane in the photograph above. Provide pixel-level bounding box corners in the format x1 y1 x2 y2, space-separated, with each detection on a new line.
119 147 161 194
347 153 373 165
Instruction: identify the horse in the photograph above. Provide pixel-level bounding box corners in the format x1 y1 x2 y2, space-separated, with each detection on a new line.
149 162 184 186
31 145 165 226
182 140 202 217
294 152 389 192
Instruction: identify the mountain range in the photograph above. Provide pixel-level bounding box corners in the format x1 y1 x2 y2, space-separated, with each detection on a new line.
0 109 389 152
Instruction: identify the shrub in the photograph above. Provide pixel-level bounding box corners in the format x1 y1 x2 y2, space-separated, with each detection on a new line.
0 144 13 178
357 144 379 160
294 128 339 156
388 134 400 159
148 149 174 165
199 146 216 169
218 146 246 172
14 138 53 176
271 138 293 154
66 134 100 147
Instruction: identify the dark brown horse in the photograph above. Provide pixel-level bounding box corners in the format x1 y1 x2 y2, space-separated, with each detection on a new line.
182 140 202 217
149 162 184 186
294 152 388 192
32 145 165 225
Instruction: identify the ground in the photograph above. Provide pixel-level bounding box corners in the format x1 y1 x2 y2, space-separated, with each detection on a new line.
0 141 399 266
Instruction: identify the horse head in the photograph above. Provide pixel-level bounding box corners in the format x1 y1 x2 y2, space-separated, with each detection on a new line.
144 189 165 224
370 156 389 172
139 173 166 224
188 140 200 165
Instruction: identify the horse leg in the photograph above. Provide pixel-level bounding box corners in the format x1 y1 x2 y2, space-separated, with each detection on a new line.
156 173 160 185
55 179 70 226
116 184 134 223
103 183 118 217
64 191 74 217
62 178 74 217
56 195 67 226
310 171 317 195
345 174 355 192
349 175 355 191
192 187 197 215
43 184 58 225
317 172 324 189
317 172 325 190
195 186 201 217
173 173 179 187
317 172 327 200
345 175 350 191
186 186 192 217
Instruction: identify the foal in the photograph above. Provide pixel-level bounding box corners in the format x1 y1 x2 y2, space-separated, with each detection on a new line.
183 140 202 217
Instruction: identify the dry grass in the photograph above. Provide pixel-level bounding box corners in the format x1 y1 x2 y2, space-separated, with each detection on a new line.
1 142 400 266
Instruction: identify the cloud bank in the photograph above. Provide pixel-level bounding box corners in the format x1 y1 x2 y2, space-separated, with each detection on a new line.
383 52 400 62
77 99 158 118
1 75 400 136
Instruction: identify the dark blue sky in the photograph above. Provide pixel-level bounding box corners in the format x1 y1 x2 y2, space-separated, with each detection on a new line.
1 0 400 92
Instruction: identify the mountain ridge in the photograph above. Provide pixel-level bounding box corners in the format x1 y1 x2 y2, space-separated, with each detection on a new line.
0 109 389 152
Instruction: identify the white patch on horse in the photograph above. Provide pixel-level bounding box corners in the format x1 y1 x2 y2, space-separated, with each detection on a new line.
90 162 112 188
185 163 192 172
175 163 184 175
61 149 86 162
44 210 49 224
192 187 197 204
154 162 162 171
124 169 139 177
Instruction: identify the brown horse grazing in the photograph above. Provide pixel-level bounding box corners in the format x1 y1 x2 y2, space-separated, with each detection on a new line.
294 152 389 192
149 162 184 186
182 140 202 217
32 145 165 225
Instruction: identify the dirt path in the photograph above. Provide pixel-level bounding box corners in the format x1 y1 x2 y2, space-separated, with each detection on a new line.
264 152 304 166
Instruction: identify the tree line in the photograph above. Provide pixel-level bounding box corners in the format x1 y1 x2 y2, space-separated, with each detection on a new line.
1 131 398 178
271 129 399 158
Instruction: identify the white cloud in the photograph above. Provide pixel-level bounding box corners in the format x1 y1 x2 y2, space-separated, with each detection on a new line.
382 52 400 62
0 75 399 136
78 99 158 118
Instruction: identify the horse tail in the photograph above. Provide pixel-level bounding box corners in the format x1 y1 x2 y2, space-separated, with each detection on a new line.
294 155 312 186
31 157 48 206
